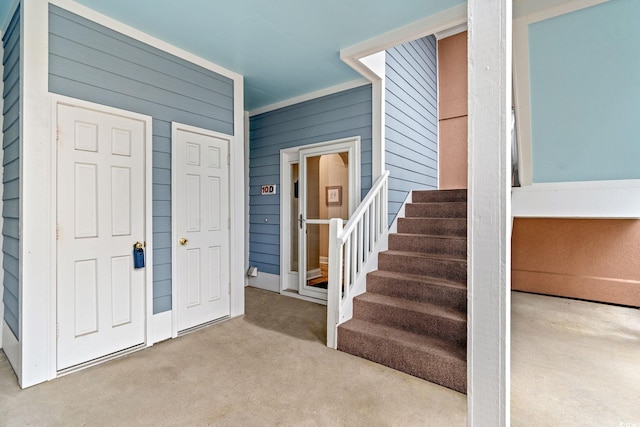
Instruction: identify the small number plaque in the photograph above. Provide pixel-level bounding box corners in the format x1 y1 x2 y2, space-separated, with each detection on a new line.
261 185 277 195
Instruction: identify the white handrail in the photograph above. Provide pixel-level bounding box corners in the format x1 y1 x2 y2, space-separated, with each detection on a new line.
327 170 389 348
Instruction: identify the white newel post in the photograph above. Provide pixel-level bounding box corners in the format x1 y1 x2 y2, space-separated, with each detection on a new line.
467 0 512 425
326 218 343 349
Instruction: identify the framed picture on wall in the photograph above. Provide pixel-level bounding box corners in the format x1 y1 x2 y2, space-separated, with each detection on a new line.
326 186 342 206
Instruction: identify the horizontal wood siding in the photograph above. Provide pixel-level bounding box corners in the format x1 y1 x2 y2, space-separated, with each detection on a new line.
249 86 372 275
2 6 19 339
48 5 234 314
385 36 438 224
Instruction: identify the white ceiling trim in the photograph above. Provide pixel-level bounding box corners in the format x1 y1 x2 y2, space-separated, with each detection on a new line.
50 0 242 81
514 0 610 21
434 23 468 40
247 78 369 117
340 3 467 73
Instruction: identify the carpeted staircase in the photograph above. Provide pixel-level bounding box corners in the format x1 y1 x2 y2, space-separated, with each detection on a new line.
337 189 467 394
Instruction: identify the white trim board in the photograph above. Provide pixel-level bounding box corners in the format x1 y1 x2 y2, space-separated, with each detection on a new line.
49 0 242 82
512 0 610 186
21 0 54 388
150 311 172 344
340 3 467 65
243 112 251 287
248 78 369 117
230 59 246 319
434 23 467 40
467 0 512 424
515 0 610 22
512 180 640 219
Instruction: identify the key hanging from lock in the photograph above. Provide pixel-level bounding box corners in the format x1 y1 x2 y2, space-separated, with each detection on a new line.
133 241 145 268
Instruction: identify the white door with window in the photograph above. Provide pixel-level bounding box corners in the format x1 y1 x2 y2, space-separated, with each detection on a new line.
57 104 147 371
280 138 359 300
173 125 231 332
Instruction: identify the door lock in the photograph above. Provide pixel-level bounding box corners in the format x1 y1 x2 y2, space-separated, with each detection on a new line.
133 242 145 268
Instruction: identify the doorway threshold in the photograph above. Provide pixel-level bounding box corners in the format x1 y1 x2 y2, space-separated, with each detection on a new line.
281 289 327 306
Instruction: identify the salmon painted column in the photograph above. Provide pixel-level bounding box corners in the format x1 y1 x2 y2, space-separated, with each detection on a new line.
438 31 468 190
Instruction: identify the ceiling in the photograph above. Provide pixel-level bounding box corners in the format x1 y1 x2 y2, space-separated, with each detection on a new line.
0 1 562 112
68 0 465 111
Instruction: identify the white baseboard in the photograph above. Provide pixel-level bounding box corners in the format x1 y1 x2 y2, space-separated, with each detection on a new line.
512 179 640 218
150 311 172 344
247 272 280 293
2 321 20 381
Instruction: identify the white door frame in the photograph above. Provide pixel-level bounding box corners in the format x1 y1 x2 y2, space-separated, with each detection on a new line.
170 122 233 337
279 137 360 300
49 95 154 376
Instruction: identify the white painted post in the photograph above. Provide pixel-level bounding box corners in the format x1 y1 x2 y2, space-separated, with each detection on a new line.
326 218 343 349
467 0 512 425
20 0 55 386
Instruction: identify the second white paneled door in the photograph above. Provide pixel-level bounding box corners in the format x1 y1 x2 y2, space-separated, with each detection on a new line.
57 103 147 371
173 125 231 332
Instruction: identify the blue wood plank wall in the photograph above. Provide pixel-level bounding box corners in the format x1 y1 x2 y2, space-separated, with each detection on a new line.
2 6 20 339
249 85 372 275
48 5 234 314
385 36 438 224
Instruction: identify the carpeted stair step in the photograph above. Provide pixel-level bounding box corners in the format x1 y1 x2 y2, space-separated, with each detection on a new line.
397 217 466 237
405 201 467 219
337 318 466 393
389 233 466 257
412 189 467 203
366 270 466 312
378 250 466 283
338 188 468 393
353 293 466 347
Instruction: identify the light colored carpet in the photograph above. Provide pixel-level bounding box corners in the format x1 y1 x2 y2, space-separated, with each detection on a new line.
1 288 638 426
0 287 466 426
511 291 640 426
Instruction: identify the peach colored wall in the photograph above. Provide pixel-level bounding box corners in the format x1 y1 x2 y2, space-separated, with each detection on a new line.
511 218 640 307
438 31 467 189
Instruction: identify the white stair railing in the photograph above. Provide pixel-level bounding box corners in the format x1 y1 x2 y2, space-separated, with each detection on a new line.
327 170 389 348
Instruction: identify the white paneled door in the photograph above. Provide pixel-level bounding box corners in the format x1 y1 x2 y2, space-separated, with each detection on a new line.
57 104 147 371
174 127 230 332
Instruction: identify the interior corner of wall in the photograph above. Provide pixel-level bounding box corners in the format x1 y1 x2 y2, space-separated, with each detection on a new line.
247 271 280 294
2 319 20 379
